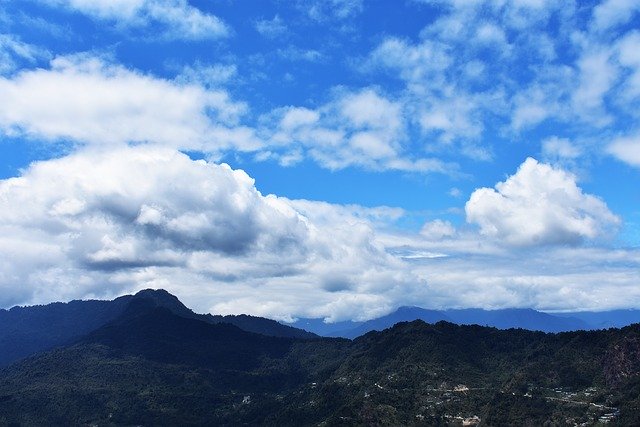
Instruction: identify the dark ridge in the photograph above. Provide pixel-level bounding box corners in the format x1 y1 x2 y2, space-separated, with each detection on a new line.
0 288 316 368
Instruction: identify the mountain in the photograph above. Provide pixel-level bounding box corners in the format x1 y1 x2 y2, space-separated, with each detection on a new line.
0 289 315 368
207 313 317 339
1 305 639 426
290 317 364 336
327 306 452 339
445 308 591 332
0 300 345 426
0 294 132 368
555 309 640 329
291 306 592 338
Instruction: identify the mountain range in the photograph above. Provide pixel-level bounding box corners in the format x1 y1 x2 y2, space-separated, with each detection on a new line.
0 289 314 369
0 290 639 425
290 306 640 338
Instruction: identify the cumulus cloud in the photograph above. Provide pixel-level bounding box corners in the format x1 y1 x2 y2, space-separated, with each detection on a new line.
0 146 423 320
40 0 229 39
465 158 620 246
0 55 259 153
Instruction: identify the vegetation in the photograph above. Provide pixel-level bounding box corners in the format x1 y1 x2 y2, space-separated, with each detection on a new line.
0 293 639 425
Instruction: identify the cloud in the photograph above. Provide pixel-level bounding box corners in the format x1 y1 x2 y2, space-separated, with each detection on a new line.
420 219 456 240
541 136 582 162
40 0 229 40
0 34 50 75
364 1 640 160
364 35 495 154
572 48 617 124
255 15 287 38
592 0 640 31
0 147 637 318
277 46 324 62
302 0 364 21
264 89 453 173
176 62 238 88
380 224 640 312
0 55 259 153
616 31 640 100
0 146 423 320
465 158 620 246
607 133 640 167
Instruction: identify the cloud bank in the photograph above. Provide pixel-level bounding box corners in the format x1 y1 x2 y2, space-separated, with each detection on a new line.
0 146 421 320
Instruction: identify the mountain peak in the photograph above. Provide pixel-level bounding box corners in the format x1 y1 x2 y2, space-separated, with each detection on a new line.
132 288 194 318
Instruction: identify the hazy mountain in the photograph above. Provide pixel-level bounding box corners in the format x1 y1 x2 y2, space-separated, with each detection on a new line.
292 306 604 338
326 306 452 339
555 310 640 330
0 289 315 368
445 308 591 332
290 317 364 337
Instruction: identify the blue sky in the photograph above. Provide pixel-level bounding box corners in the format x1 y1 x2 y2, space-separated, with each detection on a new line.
0 0 639 320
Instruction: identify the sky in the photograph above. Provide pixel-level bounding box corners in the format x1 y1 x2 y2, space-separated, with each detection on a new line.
0 0 639 321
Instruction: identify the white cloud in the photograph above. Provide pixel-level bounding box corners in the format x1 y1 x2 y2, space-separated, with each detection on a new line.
367 37 451 86
572 49 617 124
541 136 581 160
0 55 259 153
0 147 637 317
0 146 423 320
616 31 640 99
607 133 640 167
41 0 229 39
303 0 364 21
380 225 640 312
592 0 640 31
255 15 287 38
465 158 620 246
420 219 456 240
0 34 50 75
277 46 324 62
475 23 508 47
365 35 498 154
265 88 453 173
177 62 238 88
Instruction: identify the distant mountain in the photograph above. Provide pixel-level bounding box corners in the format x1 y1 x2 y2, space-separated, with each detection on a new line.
326 306 452 339
0 289 315 368
445 308 591 332
291 306 602 338
555 310 640 329
290 317 364 336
